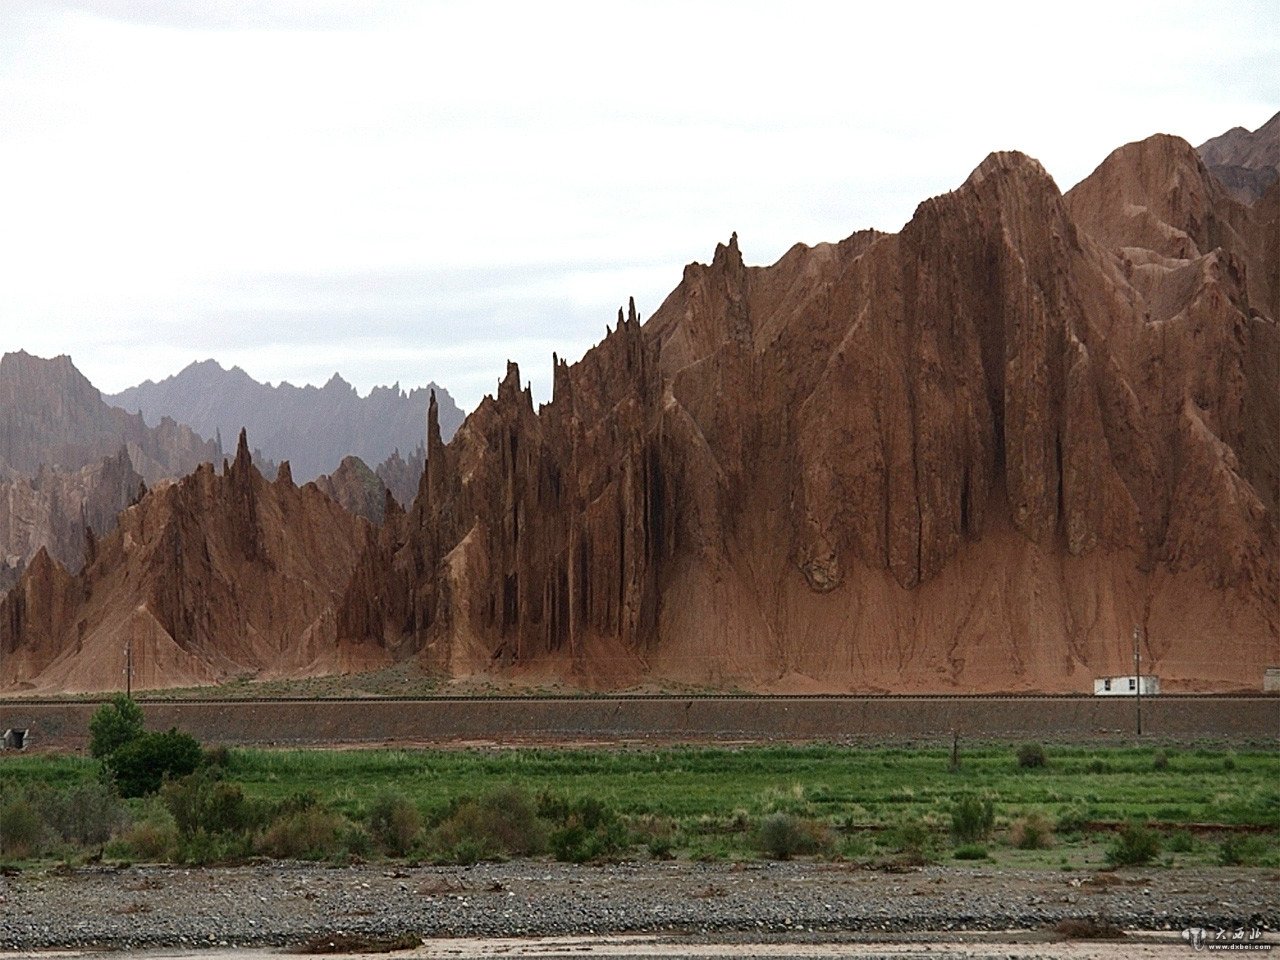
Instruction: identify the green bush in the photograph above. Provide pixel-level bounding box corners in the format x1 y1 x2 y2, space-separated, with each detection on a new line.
162 771 253 839
1152 750 1170 771
367 791 422 857
430 786 548 862
257 805 348 860
754 812 832 861
631 815 678 860
43 781 129 847
106 729 203 797
105 802 179 863
1168 829 1195 853
88 694 144 759
0 795 45 859
1218 834 1271 867
756 812 808 860
546 795 629 863
1106 821 1161 866
202 744 232 770
884 817 935 860
1056 804 1091 835
952 843 989 860
1016 743 1047 769
950 795 995 842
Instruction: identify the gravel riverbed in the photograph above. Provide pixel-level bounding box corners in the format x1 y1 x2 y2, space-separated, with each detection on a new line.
0 861 1275 954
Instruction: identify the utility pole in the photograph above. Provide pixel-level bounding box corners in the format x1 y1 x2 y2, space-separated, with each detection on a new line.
125 636 133 698
1133 625 1142 737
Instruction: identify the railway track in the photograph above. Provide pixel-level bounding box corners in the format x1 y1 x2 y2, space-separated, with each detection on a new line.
2 692 1275 748
2 692 1275 706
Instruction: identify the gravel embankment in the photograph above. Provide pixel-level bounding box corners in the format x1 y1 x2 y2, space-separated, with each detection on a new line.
0 861 1275 953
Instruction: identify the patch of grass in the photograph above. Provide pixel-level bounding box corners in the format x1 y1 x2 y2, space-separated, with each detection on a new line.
952 843 989 860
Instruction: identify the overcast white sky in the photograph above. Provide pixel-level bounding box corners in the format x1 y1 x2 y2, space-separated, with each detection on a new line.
1 1 1275 409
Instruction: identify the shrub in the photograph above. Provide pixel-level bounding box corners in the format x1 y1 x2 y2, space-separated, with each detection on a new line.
162 771 253 839
0 795 45 859
88 694 145 759
257 805 348 860
1152 750 1170 771
180 828 252 866
430 786 548 862
885 817 935 859
756 812 814 860
547 796 629 864
1106 821 1161 866
1016 743 1047 769
202 744 232 770
1009 813 1054 850
646 833 676 860
631 814 678 860
366 791 422 857
43 781 129 847
106 815 179 863
1218 834 1271 867
952 844 989 860
106 729 203 798
1086 758 1110 774
1168 830 1195 853
950 795 995 843
1056 804 1090 835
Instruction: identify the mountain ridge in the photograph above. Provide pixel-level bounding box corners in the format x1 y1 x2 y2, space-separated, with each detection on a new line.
3 127 1276 694
107 358 464 483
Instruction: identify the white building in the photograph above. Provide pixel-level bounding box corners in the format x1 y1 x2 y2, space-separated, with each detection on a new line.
1094 675 1160 696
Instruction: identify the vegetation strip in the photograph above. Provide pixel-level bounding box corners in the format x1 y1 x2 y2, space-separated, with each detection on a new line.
0 697 1276 869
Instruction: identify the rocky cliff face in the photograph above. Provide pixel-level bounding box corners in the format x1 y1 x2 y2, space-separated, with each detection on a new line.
336 134 1277 692
107 360 463 483
4 131 1276 693
314 456 390 525
1197 111 1280 204
0 351 218 485
0 447 144 578
374 447 425 509
0 431 373 692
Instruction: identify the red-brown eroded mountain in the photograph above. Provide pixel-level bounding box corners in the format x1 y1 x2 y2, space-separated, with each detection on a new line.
337 136 1277 693
0 432 375 692
3 131 1276 693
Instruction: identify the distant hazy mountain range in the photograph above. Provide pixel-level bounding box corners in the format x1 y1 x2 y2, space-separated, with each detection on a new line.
1197 110 1280 203
107 360 464 483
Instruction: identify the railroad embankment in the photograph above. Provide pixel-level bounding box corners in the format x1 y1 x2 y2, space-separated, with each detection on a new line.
1 696 1275 749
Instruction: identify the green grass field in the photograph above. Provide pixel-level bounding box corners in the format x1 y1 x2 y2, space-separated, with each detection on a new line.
3 742 1276 867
